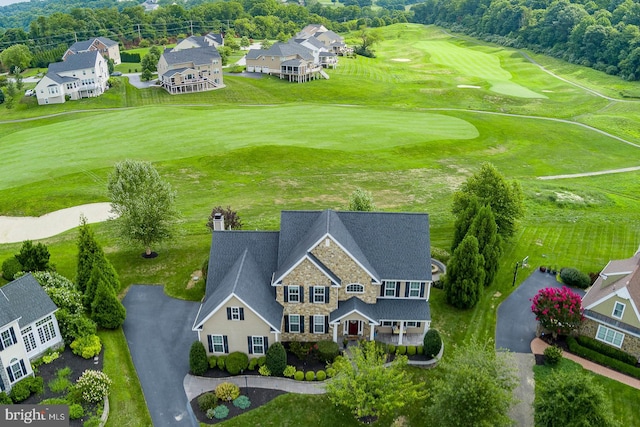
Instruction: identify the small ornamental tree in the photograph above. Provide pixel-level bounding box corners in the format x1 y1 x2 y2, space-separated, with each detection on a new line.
90 279 126 329
190 341 209 376
206 206 243 231
347 188 375 211
531 286 584 337
265 342 287 376
15 240 51 272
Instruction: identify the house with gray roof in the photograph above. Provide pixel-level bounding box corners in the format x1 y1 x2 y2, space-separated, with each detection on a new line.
580 248 640 358
296 24 351 56
157 43 223 94
34 50 109 105
174 33 224 50
245 41 329 82
192 210 432 357
0 274 63 393
64 37 121 65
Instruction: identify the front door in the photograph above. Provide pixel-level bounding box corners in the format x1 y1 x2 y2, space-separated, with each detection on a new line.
348 320 359 335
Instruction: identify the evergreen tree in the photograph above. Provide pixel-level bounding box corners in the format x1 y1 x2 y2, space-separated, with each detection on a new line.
84 265 103 314
15 240 50 271
77 216 98 293
451 196 479 252
444 235 485 309
91 277 126 329
467 205 502 287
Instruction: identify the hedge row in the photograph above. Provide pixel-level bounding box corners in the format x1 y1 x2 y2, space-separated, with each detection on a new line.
567 337 640 379
293 369 327 381
576 335 637 366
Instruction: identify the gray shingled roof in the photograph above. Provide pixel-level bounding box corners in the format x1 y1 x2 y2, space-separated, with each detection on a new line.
46 74 77 84
161 46 220 67
330 297 430 322
68 37 118 53
194 231 282 330
281 59 304 67
0 273 58 328
49 51 100 73
254 42 314 61
294 36 325 50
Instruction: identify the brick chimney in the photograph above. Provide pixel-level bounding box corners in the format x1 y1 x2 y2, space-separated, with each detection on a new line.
213 213 225 231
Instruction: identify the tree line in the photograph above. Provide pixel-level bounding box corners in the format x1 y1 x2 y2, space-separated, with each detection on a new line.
412 0 640 81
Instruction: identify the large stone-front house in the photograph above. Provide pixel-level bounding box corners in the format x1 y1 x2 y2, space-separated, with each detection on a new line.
580 248 640 359
34 51 109 105
0 274 63 393
157 39 223 94
192 210 432 356
64 37 121 65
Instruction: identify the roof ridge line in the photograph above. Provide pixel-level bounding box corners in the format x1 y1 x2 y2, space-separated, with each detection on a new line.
231 249 248 293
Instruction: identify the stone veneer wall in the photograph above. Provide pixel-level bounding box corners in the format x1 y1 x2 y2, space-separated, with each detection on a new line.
580 318 640 359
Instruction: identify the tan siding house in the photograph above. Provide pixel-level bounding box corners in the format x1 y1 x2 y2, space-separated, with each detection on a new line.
157 43 223 94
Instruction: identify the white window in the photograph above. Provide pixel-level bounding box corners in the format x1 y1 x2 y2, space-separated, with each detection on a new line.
9 359 26 382
314 286 325 303
313 315 325 334
1 328 16 348
231 307 240 320
404 321 417 328
288 286 300 303
211 335 225 353
596 325 624 348
409 282 421 297
289 315 301 333
21 326 36 353
346 283 364 294
385 281 397 297
612 302 625 319
381 321 393 327
252 336 265 354
36 315 56 344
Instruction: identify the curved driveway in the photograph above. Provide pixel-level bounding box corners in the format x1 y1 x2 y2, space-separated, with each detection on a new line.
123 285 200 427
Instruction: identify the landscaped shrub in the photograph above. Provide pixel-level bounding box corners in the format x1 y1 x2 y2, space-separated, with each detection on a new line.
257 356 266 366
208 355 218 369
225 352 249 375
431 246 451 264
213 405 230 419
0 392 11 404
387 344 396 354
42 351 60 365
294 371 304 381
69 403 84 419
305 371 316 381
75 370 112 404
215 382 240 402
22 375 44 395
55 310 97 344
316 340 339 363
266 342 287 376
233 395 251 409
248 358 258 370
258 365 271 376
197 392 218 412
205 408 215 420
316 370 327 381
2 257 22 280
217 355 227 370
70 334 102 359
396 345 407 355
48 376 72 393
39 398 68 405
417 345 424 355
407 345 417 356
189 341 209 376
560 267 591 289
283 365 296 378
567 337 640 379
325 366 337 378
423 329 442 358
543 345 563 365
288 341 310 360
576 335 637 366
9 379 31 402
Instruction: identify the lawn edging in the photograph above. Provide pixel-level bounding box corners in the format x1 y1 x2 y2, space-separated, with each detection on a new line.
99 396 109 427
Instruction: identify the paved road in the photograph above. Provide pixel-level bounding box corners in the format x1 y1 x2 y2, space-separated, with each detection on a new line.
123 285 200 427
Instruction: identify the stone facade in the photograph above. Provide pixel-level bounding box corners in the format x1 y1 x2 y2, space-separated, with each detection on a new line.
580 317 640 360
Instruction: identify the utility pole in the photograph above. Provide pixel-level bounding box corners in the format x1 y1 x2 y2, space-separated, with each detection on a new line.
137 24 141 41
190 20 194 35
512 261 520 287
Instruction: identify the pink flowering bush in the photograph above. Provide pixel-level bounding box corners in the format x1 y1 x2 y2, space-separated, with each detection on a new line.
531 286 584 336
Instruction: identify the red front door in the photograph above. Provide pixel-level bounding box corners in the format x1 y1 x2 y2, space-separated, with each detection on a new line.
348 320 359 335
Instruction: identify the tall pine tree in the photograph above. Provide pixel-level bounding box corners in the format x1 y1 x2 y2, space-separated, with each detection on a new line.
91 276 126 329
467 205 502 287
451 196 480 252
77 216 98 293
444 235 485 309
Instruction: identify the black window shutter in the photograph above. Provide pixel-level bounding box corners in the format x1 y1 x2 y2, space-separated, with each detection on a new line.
420 282 425 298
9 328 16 345
284 286 289 303
208 335 213 353
300 288 304 303
324 316 329 334
223 336 229 353
7 367 14 382
325 287 330 303
226 307 232 320
300 316 305 333
405 283 410 297
395 282 400 297
247 336 253 354
380 283 385 297
309 316 314 332
239 308 245 320
264 337 269 352
310 287 314 302
417 322 421 328
19 360 26 376
284 315 289 333
0 338 4 351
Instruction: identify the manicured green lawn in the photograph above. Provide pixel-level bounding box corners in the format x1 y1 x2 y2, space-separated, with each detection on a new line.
1 22 640 424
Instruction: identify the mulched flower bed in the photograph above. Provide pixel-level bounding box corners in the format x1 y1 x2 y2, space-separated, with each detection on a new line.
21 347 104 427
190 388 286 424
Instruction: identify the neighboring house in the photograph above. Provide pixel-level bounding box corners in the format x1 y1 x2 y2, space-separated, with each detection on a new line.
157 43 223 95
0 274 63 393
141 0 159 12
193 210 432 357
174 33 224 50
64 37 121 65
296 24 350 55
35 51 109 105
580 248 640 359
246 41 328 82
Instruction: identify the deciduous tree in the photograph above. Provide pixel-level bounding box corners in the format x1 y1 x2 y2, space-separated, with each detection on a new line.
347 188 375 211
107 160 180 257
531 286 584 337
444 234 484 309
206 206 243 231
0 44 33 72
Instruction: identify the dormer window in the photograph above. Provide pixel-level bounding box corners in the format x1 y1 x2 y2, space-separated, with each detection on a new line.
612 302 625 319
384 281 397 297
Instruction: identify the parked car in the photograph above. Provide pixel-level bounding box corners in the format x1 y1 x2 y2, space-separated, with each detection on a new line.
111 71 122 76
24 89 35 96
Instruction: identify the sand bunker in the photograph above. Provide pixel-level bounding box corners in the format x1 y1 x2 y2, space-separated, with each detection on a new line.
542 90 554 93
457 84 481 89
391 58 411 62
0 203 115 244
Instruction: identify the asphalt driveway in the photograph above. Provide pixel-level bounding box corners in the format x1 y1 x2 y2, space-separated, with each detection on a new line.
123 285 200 427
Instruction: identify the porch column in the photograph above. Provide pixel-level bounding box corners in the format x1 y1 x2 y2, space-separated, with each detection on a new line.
333 323 338 343
398 322 404 345
369 323 375 341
